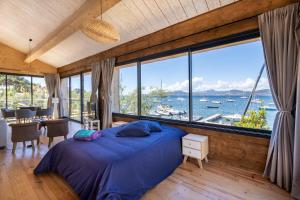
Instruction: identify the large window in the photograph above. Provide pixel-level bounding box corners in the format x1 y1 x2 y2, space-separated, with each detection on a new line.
0 74 5 108
32 77 48 108
141 53 189 120
113 36 276 133
83 72 93 117
7 75 32 109
192 40 275 130
0 74 48 110
70 75 81 121
117 64 137 115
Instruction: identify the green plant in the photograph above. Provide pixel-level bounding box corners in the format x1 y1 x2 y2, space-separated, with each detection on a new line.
235 109 268 129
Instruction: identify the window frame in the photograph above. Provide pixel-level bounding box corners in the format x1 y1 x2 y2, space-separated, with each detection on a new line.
114 29 272 137
0 72 46 109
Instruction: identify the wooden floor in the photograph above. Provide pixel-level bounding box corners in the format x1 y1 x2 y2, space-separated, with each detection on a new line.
0 121 291 200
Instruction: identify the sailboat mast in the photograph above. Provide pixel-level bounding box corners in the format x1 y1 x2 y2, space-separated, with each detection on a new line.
243 63 266 115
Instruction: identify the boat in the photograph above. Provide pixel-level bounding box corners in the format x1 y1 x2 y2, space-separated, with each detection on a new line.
156 105 186 116
199 98 208 102
259 106 276 111
240 96 248 99
251 99 263 104
211 101 221 104
226 99 236 102
226 91 236 102
207 105 219 109
176 97 185 101
223 114 242 122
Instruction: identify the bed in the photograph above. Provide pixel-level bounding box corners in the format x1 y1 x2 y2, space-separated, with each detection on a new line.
34 124 186 200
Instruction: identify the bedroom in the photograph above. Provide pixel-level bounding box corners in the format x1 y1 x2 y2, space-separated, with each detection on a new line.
0 0 299 199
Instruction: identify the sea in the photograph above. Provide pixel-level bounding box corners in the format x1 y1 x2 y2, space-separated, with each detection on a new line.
148 95 276 130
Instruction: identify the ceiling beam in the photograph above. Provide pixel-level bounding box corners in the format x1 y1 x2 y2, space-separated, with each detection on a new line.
24 0 120 63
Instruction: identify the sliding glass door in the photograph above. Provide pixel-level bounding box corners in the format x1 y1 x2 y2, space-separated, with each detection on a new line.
61 77 70 117
32 77 48 108
83 72 92 117
70 75 81 121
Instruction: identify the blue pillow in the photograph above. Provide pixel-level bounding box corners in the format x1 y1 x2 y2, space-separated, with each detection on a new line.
116 122 150 137
133 120 162 132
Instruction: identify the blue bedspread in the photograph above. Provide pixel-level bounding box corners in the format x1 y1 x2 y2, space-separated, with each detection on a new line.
34 125 186 200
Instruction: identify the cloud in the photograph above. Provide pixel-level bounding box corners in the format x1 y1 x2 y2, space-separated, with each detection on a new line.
162 76 270 92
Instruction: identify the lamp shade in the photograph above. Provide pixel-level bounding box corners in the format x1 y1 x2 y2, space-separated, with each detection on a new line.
81 19 120 43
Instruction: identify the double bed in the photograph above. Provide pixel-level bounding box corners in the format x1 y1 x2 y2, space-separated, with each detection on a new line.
34 124 186 200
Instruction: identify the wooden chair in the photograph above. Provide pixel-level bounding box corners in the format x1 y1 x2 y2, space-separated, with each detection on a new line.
43 119 69 147
10 122 41 153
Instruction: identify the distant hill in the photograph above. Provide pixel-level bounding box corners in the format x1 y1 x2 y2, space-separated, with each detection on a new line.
168 89 272 96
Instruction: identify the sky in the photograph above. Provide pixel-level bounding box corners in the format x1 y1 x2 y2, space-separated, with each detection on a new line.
120 40 270 95
65 73 92 91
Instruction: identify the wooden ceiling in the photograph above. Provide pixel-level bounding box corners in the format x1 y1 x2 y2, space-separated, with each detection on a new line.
0 0 238 68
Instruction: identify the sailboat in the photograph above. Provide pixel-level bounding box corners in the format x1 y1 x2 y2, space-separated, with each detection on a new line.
199 98 208 102
211 100 221 104
240 91 248 99
226 91 236 102
226 99 235 102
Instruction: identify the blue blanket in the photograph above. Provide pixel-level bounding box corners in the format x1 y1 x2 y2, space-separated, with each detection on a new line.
34 125 186 200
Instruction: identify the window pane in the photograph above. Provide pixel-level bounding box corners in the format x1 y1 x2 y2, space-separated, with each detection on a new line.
192 39 274 130
61 77 70 117
0 74 5 108
70 75 81 121
117 64 137 115
7 75 31 109
141 53 189 120
83 72 93 117
32 77 48 108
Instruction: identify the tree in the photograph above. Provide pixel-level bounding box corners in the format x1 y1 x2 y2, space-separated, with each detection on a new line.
234 109 268 129
119 84 168 115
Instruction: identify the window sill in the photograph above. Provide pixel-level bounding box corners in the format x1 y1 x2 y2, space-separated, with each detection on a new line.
112 113 271 138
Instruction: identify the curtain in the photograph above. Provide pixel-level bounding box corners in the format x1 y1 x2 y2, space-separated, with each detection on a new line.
258 3 300 193
90 62 101 119
292 4 300 198
99 58 115 129
55 74 63 118
44 74 57 108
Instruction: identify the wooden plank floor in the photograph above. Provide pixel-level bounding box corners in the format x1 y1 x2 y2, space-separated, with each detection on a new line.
0 121 291 200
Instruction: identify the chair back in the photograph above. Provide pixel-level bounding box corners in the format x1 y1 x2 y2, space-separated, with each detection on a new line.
45 107 54 117
44 119 69 138
9 122 40 142
1 108 15 119
19 107 40 111
15 109 36 122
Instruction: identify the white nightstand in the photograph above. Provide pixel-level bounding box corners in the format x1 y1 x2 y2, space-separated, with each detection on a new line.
182 134 209 169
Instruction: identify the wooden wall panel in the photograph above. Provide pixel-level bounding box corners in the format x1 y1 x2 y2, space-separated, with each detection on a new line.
0 42 57 76
58 0 297 77
113 115 269 173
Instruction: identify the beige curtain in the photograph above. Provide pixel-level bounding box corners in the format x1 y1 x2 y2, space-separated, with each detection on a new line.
44 74 57 108
292 4 300 198
45 74 63 118
55 74 63 118
90 62 101 119
99 58 115 129
259 3 300 193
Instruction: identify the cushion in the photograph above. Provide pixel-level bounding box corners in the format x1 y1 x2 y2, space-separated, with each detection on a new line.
137 120 162 132
73 129 102 141
116 122 150 137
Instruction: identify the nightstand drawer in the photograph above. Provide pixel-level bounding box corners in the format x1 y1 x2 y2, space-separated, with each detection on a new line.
182 147 201 159
182 139 201 149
